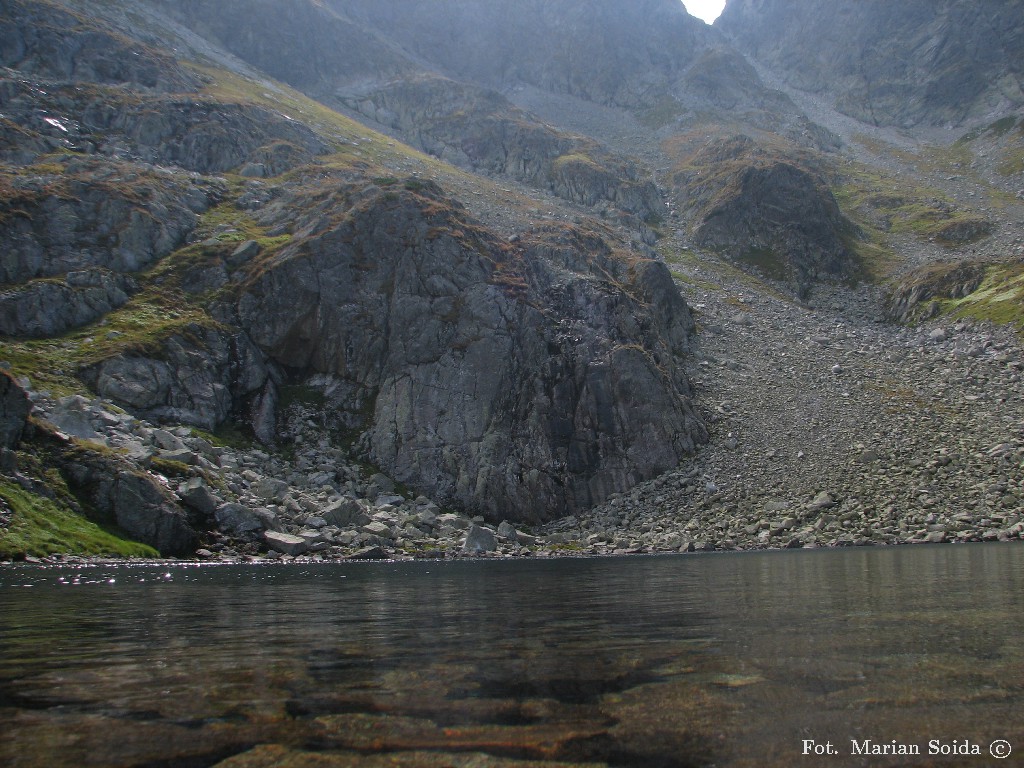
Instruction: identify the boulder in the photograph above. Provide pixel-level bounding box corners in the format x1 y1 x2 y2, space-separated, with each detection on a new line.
215 502 277 539
496 520 519 542
347 545 389 560
322 497 372 527
177 477 220 516
62 451 199 556
462 524 498 554
263 530 309 556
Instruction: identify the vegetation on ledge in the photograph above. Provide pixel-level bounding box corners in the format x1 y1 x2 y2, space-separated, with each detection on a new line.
0 479 157 560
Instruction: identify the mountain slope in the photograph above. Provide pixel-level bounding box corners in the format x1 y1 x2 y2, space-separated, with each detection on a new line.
718 0 1024 128
0 0 710 556
1 0 1023 560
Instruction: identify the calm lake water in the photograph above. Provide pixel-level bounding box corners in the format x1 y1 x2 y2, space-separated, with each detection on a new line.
1 545 1022 768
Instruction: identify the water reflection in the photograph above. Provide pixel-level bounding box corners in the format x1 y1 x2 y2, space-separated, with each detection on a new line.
1 546 1022 767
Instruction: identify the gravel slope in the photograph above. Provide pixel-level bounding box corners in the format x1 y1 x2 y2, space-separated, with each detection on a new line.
543 262 1024 552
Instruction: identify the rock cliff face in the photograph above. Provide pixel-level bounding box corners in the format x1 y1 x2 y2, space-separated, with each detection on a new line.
670 135 859 294
0 269 138 338
0 160 214 283
0 0 201 91
338 75 665 222
338 0 711 109
148 0 414 95
718 0 1024 127
0 372 30 449
79 324 271 431
232 179 704 522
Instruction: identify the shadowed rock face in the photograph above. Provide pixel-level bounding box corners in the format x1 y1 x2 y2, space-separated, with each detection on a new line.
233 181 705 523
0 0 201 91
0 373 30 449
718 0 1024 127
80 325 271 431
62 453 200 556
671 135 859 296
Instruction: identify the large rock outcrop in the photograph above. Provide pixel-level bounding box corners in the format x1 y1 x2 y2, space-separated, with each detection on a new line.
671 135 859 295
61 449 200 556
232 179 705 523
886 261 988 322
0 270 137 338
80 324 272 431
0 0 201 92
0 72 330 174
718 0 1024 128
0 160 216 282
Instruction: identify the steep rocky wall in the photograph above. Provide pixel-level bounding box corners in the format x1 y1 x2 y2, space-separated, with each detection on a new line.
0 160 213 282
232 180 705 523
340 75 664 220
339 0 711 109
79 324 272 431
146 0 414 94
718 0 1024 127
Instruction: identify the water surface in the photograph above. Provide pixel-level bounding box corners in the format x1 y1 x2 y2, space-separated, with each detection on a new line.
1 545 1022 767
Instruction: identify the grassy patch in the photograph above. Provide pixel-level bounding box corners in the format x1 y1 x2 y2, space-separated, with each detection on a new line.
0 289 221 395
636 96 685 130
957 116 1020 145
551 153 603 173
0 480 157 559
191 425 252 452
832 160 990 256
942 263 1024 328
736 247 788 282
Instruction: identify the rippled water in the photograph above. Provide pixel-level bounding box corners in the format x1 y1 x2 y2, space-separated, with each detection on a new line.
1 545 1023 767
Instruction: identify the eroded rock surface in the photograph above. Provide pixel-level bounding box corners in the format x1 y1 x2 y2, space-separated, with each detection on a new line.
234 180 705 523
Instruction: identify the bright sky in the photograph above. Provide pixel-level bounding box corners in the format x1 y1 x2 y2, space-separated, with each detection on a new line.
683 0 726 25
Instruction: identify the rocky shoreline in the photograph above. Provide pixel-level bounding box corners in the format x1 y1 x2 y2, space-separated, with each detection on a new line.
4 262 1022 567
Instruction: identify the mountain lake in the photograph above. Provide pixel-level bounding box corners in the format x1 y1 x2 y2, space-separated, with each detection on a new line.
1 544 1022 767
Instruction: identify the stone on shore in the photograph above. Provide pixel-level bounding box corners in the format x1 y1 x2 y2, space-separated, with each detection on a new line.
462 524 498 554
264 531 309 556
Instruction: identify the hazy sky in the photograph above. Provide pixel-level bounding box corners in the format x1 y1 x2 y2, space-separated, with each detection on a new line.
683 0 726 24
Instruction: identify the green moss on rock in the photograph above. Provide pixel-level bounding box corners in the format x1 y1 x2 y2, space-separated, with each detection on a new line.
0 480 157 559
